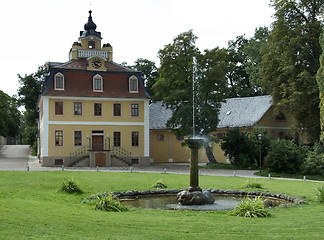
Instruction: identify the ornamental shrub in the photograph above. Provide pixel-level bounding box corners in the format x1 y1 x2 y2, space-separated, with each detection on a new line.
264 139 307 174
302 142 324 176
152 179 168 189
94 193 128 212
244 181 263 189
221 128 258 167
60 178 83 194
221 128 271 168
228 196 269 218
316 185 324 203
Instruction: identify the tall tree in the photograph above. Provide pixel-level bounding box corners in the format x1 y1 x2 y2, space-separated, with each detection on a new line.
132 58 159 97
0 91 20 138
153 30 228 163
226 27 270 97
226 35 251 97
260 0 323 142
244 26 270 95
17 66 44 148
317 30 324 141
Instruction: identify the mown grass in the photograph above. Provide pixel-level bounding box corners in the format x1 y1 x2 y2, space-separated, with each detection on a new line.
255 170 324 181
0 171 323 239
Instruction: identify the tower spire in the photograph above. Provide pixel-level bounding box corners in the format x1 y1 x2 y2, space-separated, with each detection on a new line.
79 10 102 39
84 10 97 32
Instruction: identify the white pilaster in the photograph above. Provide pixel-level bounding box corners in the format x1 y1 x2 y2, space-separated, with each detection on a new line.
144 99 150 156
42 97 49 157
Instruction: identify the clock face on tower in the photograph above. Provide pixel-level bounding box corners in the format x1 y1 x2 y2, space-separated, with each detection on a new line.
92 58 102 69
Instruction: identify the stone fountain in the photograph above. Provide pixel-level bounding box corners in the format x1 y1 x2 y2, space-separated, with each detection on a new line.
177 137 215 205
177 57 215 205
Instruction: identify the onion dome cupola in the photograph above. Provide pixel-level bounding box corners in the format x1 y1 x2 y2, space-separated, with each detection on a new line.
79 10 102 39
69 10 113 63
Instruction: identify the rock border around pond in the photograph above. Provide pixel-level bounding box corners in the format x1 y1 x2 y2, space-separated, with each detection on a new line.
110 189 305 204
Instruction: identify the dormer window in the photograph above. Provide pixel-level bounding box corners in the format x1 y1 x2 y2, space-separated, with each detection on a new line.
88 40 95 49
54 73 64 90
275 112 286 121
129 75 138 93
93 74 103 92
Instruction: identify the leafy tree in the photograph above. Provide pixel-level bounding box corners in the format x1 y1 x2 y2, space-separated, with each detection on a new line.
244 26 270 95
0 91 20 138
226 35 251 97
153 30 228 163
131 58 159 97
226 27 270 97
317 30 324 141
260 0 324 142
17 66 44 149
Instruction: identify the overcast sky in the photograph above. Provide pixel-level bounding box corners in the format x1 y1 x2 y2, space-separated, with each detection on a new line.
0 0 275 97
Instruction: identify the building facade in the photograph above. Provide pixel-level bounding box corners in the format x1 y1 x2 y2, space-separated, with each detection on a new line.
150 96 304 163
38 11 150 167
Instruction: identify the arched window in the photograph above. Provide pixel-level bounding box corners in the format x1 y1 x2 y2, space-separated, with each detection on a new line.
88 40 95 49
157 134 164 141
93 74 103 92
54 72 64 90
129 75 138 93
275 112 286 121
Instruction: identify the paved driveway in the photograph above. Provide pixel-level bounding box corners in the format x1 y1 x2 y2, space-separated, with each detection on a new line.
0 145 30 170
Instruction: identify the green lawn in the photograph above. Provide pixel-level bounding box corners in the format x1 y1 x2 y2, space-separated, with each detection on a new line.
0 171 323 240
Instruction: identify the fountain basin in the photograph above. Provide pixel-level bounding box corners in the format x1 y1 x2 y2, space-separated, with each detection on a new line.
183 137 205 149
112 189 301 211
120 194 292 211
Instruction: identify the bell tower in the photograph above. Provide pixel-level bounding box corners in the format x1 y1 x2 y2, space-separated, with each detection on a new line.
69 10 113 67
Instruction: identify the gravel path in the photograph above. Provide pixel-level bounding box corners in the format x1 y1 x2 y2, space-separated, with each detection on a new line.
1 145 322 182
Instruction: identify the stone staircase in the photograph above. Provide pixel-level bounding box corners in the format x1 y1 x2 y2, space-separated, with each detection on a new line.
68 145 132 167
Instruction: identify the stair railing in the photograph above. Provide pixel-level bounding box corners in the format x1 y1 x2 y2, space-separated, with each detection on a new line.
69 145 90 166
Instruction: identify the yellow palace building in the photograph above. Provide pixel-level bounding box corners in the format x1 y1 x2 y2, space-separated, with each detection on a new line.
37 11 304 168
37 11 150 167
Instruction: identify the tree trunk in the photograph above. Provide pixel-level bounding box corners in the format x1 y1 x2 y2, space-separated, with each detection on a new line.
205 144 217 164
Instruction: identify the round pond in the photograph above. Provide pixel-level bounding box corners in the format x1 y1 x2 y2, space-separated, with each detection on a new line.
120 194 291 211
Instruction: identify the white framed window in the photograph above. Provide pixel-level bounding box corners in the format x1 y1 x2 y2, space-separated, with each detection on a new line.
93 74 103 92
129 75 138 93
113 131 121 147
74 131 82 146
55 130 63 146
54 72 65 90
74 102 82 116
131 131 139 147
54 101 64 116
94 102 102 117
113 103 121 117
131 103 139 116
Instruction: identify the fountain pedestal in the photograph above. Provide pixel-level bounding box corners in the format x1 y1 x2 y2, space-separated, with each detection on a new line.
177 137 215 205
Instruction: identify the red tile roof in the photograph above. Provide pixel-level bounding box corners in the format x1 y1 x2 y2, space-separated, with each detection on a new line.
43 61 150 99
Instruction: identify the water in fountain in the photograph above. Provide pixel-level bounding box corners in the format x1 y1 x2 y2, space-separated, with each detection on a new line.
177 57 215 206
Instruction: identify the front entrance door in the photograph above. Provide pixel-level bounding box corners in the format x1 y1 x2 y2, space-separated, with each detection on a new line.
95 152 106 167
92 135 104 150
